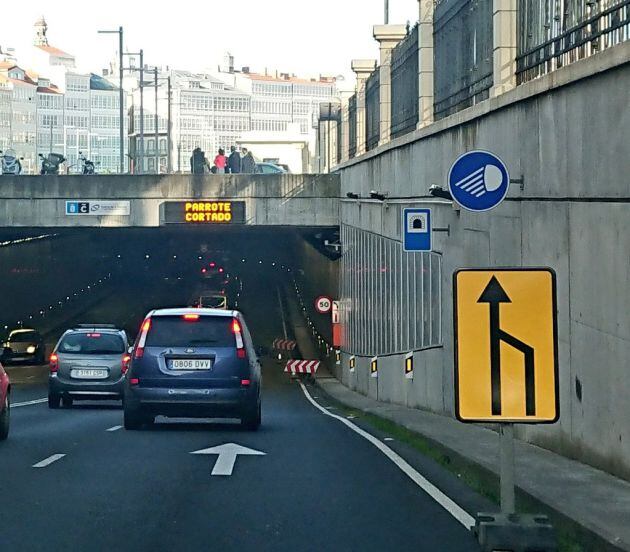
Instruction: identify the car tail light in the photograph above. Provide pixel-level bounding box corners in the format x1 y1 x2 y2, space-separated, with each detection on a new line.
241 379 251 387
232 319 246 359
130 378 139 386
49 353 59 373
134 318 151 359
121 354 131 374
183 314 200 321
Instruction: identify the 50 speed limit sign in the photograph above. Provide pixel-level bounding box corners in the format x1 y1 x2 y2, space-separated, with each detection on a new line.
315 296 333 314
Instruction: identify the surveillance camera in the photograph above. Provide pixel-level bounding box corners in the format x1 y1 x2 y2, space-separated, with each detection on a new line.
346 192 360 200
429 185 453 200
369 191 388 202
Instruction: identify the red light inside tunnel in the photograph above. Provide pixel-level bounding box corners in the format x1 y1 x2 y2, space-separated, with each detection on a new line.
209 262 216 268
241 379 251 387
201 268 207 274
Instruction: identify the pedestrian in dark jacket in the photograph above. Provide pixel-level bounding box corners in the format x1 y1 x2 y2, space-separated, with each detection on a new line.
227 146 242 174
190 147 208 174
241 148 257 174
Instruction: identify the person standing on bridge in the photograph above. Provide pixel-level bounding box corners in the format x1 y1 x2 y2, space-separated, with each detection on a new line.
214 148 227 174
227 146 242 174
190 147 209 175
241 148 257 174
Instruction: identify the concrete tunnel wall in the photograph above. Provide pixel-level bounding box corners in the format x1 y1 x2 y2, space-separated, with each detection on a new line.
0 173 340 228
333 44 630 479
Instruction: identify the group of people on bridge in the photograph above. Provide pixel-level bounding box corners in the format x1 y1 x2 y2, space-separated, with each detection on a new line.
190 146 257 175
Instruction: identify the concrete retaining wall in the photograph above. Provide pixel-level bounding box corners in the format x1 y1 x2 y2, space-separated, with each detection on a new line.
0 173 340 227
335 44 630 479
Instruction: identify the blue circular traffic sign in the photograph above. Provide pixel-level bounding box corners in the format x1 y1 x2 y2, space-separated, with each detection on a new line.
448 150 510 212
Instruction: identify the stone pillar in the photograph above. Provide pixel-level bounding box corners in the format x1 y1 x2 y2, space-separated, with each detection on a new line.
373 24 408 146
417 0 435 128
490 0 517 97
351 59 377 156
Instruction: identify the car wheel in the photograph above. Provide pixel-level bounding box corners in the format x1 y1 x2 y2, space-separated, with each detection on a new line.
48 393 61 409
61 396 73 408
0 394 10 441
241 400 261 431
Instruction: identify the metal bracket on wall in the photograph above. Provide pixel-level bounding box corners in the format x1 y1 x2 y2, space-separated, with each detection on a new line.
433 225 450 237
510 175 525 191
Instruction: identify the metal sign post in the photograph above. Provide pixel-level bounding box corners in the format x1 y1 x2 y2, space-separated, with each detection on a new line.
500 424 515 514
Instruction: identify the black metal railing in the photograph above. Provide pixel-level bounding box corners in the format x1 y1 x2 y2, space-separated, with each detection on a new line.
517 0 630 83
391 24 419 139
433 0 493 120
348 94 357 158
365 69 381 151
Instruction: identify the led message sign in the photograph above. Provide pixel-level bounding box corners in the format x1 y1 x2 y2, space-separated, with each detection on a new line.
162 201 246 224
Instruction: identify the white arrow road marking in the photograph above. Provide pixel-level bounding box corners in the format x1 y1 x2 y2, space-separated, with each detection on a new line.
298 381 476 530
106 425 123 432
191 443 265 476
13 398 48 408
33 454 66 468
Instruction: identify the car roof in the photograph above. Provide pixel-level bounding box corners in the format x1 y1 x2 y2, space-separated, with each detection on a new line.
64 328 124 335
149 308 237 318
9 328 39 334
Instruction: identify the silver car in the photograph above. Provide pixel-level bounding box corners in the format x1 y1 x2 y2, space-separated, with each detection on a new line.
48 325 130 408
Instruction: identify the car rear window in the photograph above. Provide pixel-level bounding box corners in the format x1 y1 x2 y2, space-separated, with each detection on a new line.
145 316 235 348
9 331 40 342
58 333 125 354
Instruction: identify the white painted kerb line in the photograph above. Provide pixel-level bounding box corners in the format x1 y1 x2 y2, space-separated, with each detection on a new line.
33 454 66 468
13 398 48 408
106 425 123 432
298 382 475 530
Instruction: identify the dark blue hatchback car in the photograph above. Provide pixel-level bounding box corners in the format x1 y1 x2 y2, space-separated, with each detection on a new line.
123 308 261 430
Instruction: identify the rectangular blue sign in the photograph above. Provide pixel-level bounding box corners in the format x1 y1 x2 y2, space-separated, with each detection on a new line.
403 208 432 252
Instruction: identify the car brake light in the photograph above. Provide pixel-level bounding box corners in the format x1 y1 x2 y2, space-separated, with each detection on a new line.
121 354 131 374
183 314 200 321
209 262 216 268
130 378 139 386
232 319 246 358
241 379 251 387
134 318 151 359
87 333 101 338
49 353 59 373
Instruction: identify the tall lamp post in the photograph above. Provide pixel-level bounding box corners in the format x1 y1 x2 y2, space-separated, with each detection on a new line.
97 26 124 174
125 50 145 174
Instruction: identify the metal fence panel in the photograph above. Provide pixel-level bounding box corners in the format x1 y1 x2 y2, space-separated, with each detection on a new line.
391 24 419 139
348 94 357 158
517 0 630 83
433 0 494 120
365 69 381 151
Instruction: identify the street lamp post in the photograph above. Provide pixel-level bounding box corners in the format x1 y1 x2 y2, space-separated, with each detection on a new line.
124 50 145 174
97 26 125 174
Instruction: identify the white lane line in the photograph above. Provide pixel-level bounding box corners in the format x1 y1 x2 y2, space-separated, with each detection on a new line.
384 437 395 442
106 425 123 432
13 398 48 408
33 454 66 468
298 382 475 530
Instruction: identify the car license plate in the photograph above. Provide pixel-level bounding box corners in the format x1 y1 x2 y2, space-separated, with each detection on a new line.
71 369 108 379
171 359 212 370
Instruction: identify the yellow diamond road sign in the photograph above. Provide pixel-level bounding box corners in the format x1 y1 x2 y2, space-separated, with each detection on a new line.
454 268 559 423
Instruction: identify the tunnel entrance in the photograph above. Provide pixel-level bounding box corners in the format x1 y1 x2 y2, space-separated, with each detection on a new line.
0 226 339 354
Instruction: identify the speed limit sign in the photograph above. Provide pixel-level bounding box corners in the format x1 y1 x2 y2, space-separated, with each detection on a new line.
315 296 333 314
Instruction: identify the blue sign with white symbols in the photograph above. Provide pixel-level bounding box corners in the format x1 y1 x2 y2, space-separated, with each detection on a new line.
448 150 510 212
403 208 431 252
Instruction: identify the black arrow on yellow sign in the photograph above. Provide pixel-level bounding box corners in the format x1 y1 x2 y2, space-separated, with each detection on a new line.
478 277 536 416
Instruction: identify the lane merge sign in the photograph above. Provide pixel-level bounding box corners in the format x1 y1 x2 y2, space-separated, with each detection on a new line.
448 150 510 212
403 208 431 252
315 296 332 314
453 268 559 423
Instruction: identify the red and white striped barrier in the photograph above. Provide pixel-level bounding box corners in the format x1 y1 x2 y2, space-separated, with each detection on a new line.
284 360 320 375
273 338 297 351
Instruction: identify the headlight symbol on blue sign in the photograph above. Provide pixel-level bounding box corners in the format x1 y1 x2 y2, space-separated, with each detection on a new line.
448 150 510 212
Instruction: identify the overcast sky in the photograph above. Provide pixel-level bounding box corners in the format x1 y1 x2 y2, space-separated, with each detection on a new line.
2 0 419 88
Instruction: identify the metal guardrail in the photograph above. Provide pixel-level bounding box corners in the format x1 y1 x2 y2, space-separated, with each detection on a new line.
365 69 381 151
433 0 493 120
348 94 357 158
517 0 630 83
391 24 419 139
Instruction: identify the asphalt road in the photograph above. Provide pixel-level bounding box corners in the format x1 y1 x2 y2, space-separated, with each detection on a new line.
1 266 482 552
